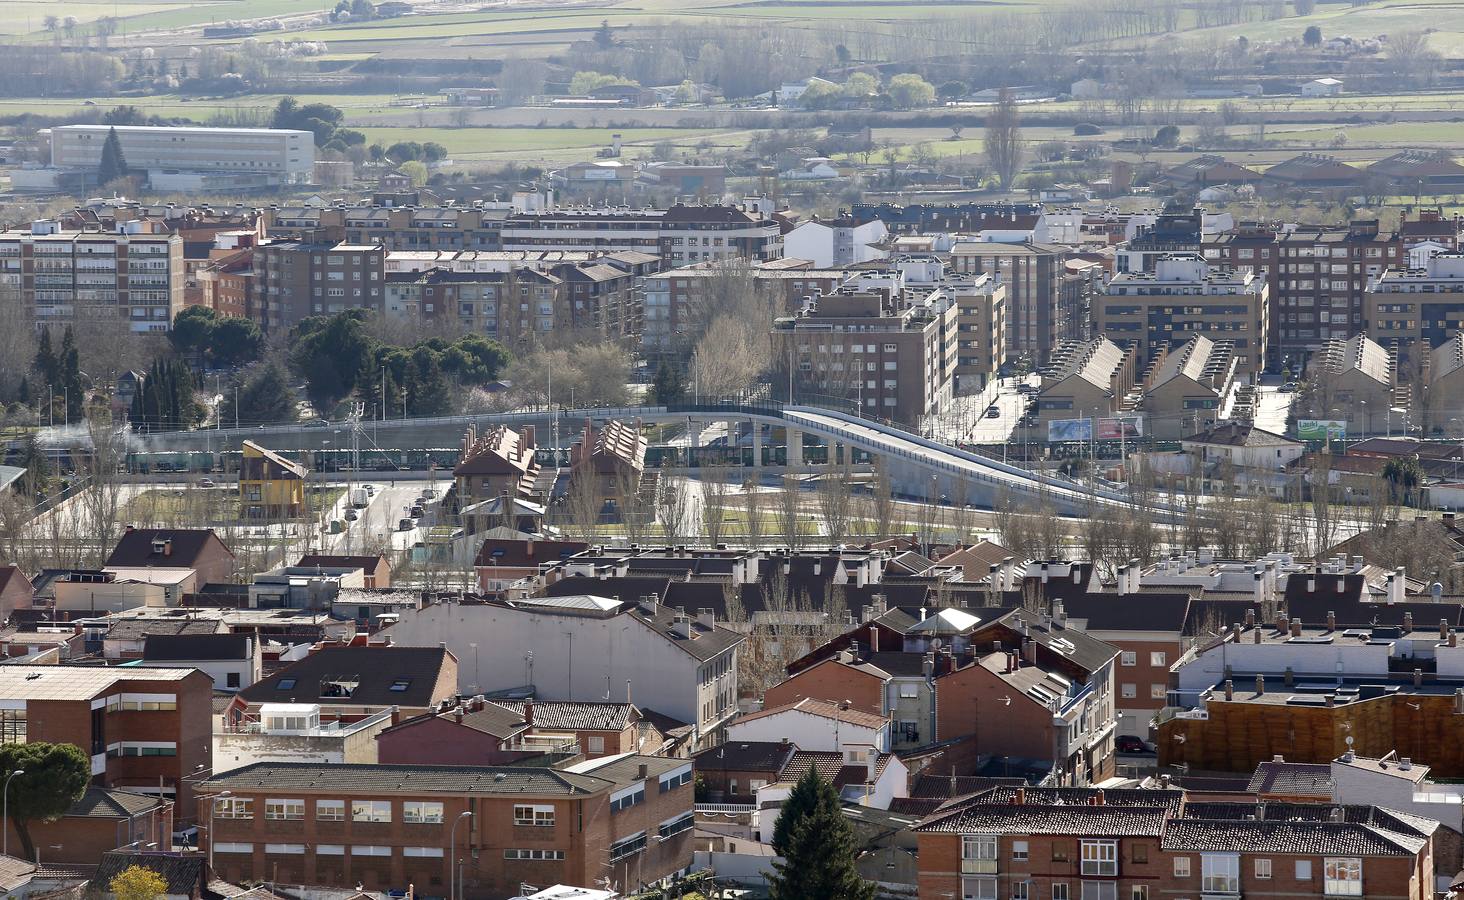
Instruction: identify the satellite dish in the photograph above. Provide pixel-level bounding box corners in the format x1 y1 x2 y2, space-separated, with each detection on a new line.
931 637 943 651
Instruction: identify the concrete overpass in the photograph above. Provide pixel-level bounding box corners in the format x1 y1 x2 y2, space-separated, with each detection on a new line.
40 402 1158 516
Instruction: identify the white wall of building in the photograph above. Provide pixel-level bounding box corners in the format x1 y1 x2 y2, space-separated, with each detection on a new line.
726 709 888 752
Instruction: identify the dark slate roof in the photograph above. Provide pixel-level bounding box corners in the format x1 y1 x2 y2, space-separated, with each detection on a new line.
1161 819 1424 856
1247 761 1333 796
1282 572 1367 607
977 786 1185 812
68 787 163 819
1033 591 1192 633
91 852 203 897
0 566 29 598
107 618 227 641
203 762 608 795
916 804 1169 836
628 603 742 662
638 707 693 739
498 700 636 731
238 646 452 707
104 528 232 568
982 609 1119 674
1184 423 1300 448
296 554 389 574
475 540 588 570
694 741 797 773
379 702 528 741
143 633 252 662
910 774 1026 799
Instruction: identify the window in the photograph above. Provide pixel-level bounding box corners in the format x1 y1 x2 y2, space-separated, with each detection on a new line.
214 843 252 854
659 766 693 792
351 801 391 823
1012 882 1029 900
404 847 444 858
610 785 645 813
1151 684 1167 700
1131 889 1147 900
514 804 555 826
587 735 605 754
1120 651 1136 667
609 832 647 861
265 844 305 855
504 849 565 861
659 812 694 839
351 846 391 857
1201 854 1239 894
1173 857 1191 877
403 802 443 824
388 679 411 692
961 879 996 900
962 835 998 874
1080 884 1115 900
216 798 253 819
1324 858 1362 896
276 678 297 691
316 800 344 821
265 799 304 821
1121 683 1136 699
1011 840 1028 861
316 845 345 855
226 672 241 689
1295 860 1312 880
1081 840 1118 876
1132 844 1147 863
1255 858 1271 879
0 710 27 744
1149 652 1167 667
1052 884 1069 900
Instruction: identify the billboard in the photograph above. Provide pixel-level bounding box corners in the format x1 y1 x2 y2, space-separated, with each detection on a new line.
1097 416 1144 440
1048 417 1093 442
1297 419 1347 441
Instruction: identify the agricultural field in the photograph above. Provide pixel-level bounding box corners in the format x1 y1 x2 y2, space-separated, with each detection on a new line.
354 125 752 162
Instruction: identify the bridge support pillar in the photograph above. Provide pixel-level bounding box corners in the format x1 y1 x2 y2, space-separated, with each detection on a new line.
751 421 763 469
788 429 804 471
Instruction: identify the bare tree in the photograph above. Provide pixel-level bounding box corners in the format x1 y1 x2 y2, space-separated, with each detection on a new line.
869 460 896 543
984 87 1024 189
656 472 692 545
740 478 765 548
775 475 803 549
701 467 731 546
566 471 603 544
815 462 853 546
617 467 652 544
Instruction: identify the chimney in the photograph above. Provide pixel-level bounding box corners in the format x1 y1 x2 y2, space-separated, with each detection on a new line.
1400 758 1412 771
672 613 693 640
1277 613 1290 634
1116 565 1129 596
1327 610 1336 632
1442 619 1451 640
1253 627 1261 644
1013 787 1026 804
1414 668 1423 688
1325 694 1336 707
1290 619 1302 638
1451 630 1458 649
638 763 649 780
454 710 463 724
1092 789 1106 806
869 624 880 654
1224 679 1234 701
1022 637 1037 664
1390 568 1406 604
1284 667 1294 687
1455 688 1464 715
1404 610 1415 632
1040 563 1049 584
1255 675 1265 696
163 540 173 558
696 608 716 631
524 700 534 726
1053 600 1066 628
1245 608 1256 628
1253 572 1265 605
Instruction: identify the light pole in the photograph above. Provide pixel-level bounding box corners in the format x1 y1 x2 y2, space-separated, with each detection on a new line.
450 810 473 900
206 790 231 877
2 769 22 857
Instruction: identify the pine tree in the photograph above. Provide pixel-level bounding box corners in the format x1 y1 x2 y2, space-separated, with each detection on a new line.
652 360 687 405
34 328 57 386
98 127 129 186
60 327 83 423
767 771 875 900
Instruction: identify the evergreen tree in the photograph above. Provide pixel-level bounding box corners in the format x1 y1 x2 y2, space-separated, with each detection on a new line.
98 126 129 185
60 327 83 423
34 329 58 386
222 362 295 427
767 771 875 900
405 347 450 417
652 360 687 405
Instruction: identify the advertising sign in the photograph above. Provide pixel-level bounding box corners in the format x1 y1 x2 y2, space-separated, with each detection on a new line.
1048 417 1093 442
1297 419 1347 441
1097 416 1144 440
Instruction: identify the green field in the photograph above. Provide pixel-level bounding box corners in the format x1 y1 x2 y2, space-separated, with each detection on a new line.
355 125 748 161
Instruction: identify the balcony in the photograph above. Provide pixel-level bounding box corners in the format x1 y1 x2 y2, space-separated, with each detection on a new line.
960 859 998 875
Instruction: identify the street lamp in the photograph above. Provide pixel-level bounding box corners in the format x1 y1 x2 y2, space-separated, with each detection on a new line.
206 790 232 877
2 769 22 858
450 810 473 900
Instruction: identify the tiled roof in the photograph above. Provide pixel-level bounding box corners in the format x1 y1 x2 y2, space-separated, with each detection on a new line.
107 618 228 641
204 762 608 795
1184 422 1299 448
564 753 689 787
498 700 636 731
1247 761 1333 796
916 804 1169 836
91 852 203 897
910 774 1025 799
735 697 888 730
780 750 895 786
1161 819 1424 856
68 787 163 819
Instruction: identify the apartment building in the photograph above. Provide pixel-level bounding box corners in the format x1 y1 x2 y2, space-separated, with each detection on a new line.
0 664 213 811
384 594 741 747
51 125 313 182
639 261 846 349
950 241 1071 363
914 786 1437 900
1425 331 1464 430
0 224 185 332
1366 251 1464 358
938 273 1006 394
1032 337 1139 432
199 755 694 898
499 203 783 266
1140 335 1239 440
253 241 385 331
1307 333 1400 435
1204 219 1403 357
1099 254 1269 376
771 288 956 425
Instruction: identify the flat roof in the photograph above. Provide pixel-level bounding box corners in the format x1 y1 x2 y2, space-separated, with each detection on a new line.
52 125 312 138
0 664 197 700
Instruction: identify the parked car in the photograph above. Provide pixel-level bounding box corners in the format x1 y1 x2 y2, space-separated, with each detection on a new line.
1116 734 1156 755
1280 382 1298 392
409 505 425 518
421 488 437 500
198 478 215 488
398 518 415 531
985 406 1001 418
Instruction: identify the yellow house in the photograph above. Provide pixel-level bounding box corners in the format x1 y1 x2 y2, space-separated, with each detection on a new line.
239 440 308 519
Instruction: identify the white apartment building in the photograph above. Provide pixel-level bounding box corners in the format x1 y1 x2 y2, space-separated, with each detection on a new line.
384 594 742 748
0 223 185 332
784 218 889 268
499 204 782 266
49 125 316 185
